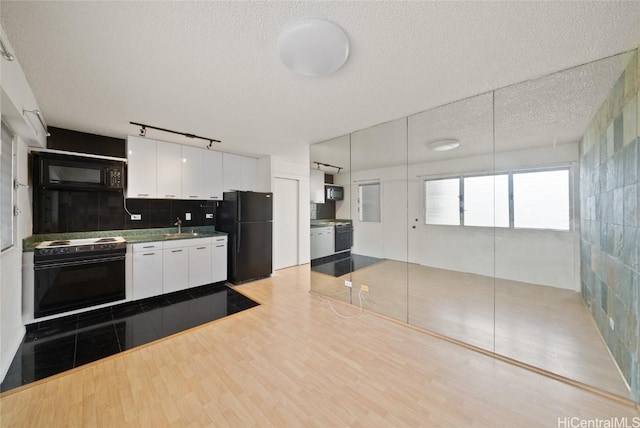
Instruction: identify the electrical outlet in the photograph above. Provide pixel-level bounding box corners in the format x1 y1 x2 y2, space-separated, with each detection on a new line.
130 214 141 220
360 285 369 292
206 213 213 219
185 213 192 220
344 280 352 288
609 317 615 330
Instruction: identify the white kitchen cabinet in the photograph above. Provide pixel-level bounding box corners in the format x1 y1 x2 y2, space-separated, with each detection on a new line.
310 169 325 203
203 149 223 200
156 140 182 199
212 236 228 283
127 136 157 198
223 153 257 192
163 245 189 293
189 244 212 287
310 226 334 259
181 145 204 199
132 242 163 299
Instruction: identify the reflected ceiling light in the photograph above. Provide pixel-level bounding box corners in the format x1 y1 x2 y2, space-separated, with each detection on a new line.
426 139 461 152
278 18 350 77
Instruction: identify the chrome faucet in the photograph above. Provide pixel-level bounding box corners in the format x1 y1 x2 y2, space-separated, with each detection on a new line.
174 217 182 234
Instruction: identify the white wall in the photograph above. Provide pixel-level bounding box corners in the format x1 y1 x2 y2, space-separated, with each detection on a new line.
335 143 581 290
1 24 40 380
0 137 31 380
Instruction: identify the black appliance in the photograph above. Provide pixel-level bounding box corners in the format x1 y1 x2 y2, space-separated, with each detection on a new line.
216 191 273 284
334 221 353 252
34 151 125 191
34 237 126 318
325 185 344 201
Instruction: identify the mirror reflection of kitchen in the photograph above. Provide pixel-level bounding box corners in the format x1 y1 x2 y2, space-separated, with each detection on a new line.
309 135 352 304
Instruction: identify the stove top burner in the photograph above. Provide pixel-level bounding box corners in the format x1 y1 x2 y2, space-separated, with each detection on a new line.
35 237 127 259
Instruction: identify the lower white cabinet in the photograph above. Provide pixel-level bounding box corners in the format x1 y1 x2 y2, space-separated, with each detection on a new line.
132 243 164 300
310 227 334 259
163 246 189 293
189 244 212 287
212 236 228 283
131 235 228 300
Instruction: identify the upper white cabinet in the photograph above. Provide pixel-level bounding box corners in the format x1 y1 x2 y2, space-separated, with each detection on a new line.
127 136 257 199
310 169 325 203
223 153 257 192
127 136 157 198
181 145 204 199
156 141 182 199
203 150 223 200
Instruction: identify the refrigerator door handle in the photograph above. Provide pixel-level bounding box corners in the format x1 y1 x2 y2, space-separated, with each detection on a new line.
237 194 242 221
237 226 241 254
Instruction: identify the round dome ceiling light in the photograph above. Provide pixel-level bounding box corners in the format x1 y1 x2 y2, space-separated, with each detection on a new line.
277 18 350 77
427 139 461 152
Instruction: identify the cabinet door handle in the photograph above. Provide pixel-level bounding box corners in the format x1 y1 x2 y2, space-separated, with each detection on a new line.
143 252 155 256
142 245 155 248
189 195 198 198
216 245 225 248
138 193 149 197
196 247 206 250
166 194 175 198
171 249 183 253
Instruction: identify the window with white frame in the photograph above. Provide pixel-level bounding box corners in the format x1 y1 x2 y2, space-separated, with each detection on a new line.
424 167 571 231
358 182 381 222
1 121 15 251
425 178 460 225
513 169 570 230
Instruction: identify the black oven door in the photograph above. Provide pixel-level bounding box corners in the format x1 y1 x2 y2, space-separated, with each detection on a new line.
334 224 352 252
34 255 126 318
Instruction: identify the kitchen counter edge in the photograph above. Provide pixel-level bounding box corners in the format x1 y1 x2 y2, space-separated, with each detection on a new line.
23 227 227 252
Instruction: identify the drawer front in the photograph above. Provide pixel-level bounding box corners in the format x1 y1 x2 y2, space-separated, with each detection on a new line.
132 242 163 253
163 237 212 249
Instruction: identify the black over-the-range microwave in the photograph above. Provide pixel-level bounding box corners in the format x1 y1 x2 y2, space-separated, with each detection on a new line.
34 151 125 191
325 185 344 201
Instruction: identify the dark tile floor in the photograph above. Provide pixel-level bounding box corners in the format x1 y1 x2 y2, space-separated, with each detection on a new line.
311 253 383 277
1 283 259 392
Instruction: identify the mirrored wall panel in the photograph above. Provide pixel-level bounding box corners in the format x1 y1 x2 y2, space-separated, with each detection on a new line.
309 135 352 304
310 47 640 403
493 50 638 400
349 118 408 321
407 93 496 352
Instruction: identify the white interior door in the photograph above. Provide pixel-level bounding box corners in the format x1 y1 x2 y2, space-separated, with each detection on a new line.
274 177 299 270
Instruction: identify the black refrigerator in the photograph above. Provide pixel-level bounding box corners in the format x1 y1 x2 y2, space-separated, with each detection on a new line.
216 191 273 284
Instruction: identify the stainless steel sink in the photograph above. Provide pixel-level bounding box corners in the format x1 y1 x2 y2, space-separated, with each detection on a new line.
162 232 200 238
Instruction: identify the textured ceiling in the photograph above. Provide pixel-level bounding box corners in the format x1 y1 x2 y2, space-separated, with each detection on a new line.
2 1 640 162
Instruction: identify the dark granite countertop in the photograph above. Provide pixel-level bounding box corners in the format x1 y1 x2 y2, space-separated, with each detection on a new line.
23 226 227 252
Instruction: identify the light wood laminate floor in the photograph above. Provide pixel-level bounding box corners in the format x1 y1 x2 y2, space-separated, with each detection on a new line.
312 260 631 399
2 265 637 427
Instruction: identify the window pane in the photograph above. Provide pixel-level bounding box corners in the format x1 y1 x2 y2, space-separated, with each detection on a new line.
359 183 380 222
513 169 570 230
1 121 14 250
425 178 460 225
464 174 509 227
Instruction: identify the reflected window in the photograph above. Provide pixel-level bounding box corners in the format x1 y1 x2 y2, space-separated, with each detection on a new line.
463 174 509 227
513 169 570 230
358 183 381 222
424 167 571 230
425 178 460 225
